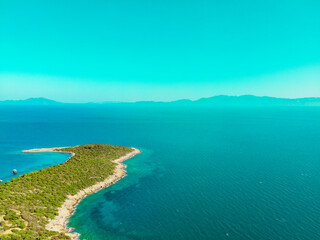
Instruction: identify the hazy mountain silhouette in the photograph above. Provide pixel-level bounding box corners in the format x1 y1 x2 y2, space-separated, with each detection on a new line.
1 96 320 106
0 97 61 105
193 95 320 106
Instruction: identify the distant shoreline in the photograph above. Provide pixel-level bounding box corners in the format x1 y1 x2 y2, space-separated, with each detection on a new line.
22 146 141 239
2 95 320 107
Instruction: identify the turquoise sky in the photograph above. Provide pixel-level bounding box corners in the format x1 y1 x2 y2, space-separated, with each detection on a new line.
0 0 319 102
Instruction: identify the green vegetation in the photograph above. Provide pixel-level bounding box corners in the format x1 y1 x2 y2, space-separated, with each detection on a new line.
0 144 133 240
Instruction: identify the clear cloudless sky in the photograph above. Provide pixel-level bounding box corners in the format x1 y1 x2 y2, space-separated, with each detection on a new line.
0 0 320 102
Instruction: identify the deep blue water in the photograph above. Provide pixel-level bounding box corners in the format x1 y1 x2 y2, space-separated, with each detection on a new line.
1 105 320 240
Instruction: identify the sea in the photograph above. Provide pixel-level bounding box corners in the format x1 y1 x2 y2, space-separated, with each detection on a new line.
1 105 320 240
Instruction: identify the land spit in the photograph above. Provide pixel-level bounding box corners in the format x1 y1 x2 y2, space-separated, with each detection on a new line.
22 146 141 239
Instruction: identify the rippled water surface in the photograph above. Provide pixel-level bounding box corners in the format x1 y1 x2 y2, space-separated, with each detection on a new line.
1 105 320 240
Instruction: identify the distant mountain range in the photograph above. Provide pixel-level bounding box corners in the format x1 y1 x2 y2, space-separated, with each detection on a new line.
0 97 61 105
1 95 320 106
194 95 320 106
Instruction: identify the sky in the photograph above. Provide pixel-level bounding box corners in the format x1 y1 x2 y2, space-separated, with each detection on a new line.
0 0 320 102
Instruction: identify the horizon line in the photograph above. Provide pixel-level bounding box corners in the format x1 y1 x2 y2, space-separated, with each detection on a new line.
1 94 320 104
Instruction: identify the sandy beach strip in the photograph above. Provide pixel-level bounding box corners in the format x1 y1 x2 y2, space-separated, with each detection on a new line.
22 146 141 239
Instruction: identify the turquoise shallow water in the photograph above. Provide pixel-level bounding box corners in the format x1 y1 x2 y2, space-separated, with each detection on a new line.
1 105 320 239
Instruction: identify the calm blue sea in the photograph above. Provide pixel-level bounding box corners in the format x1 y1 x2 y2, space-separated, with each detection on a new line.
1 105 320 240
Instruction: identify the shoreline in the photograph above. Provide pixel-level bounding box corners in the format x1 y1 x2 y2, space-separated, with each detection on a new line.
22 146 141 239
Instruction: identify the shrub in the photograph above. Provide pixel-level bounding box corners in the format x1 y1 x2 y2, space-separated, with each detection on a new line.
4 210 19 221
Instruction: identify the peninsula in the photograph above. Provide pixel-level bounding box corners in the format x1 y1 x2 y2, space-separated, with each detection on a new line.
0 144 140 239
